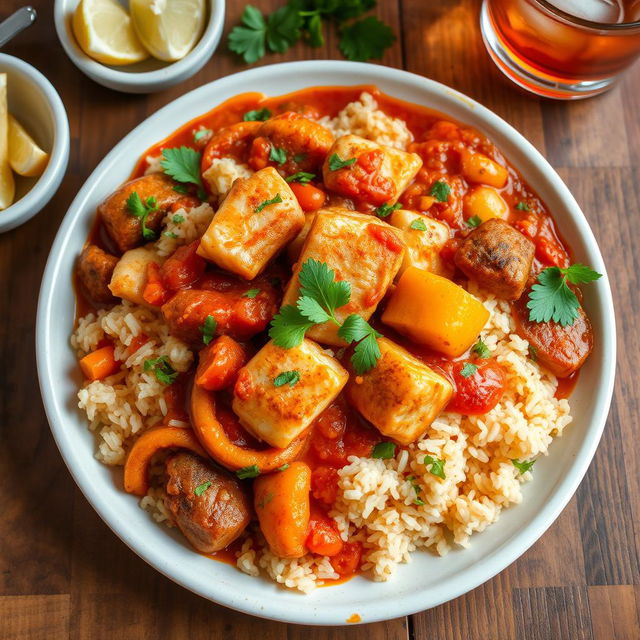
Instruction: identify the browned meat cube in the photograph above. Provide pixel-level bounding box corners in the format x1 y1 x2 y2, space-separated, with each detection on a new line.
512 293 594 378
164 452 251 554
99 173 189 253
455 219 535 300
76 244 118 304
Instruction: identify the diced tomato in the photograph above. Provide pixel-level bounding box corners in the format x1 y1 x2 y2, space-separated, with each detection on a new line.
128 333 149 355
441 358 506 415
195 335 249 391
306 508 344 557
142 262 170 306
330 541 362 576
233 368 254 402
290 182 326 211
366 224 404 254
311 466 340 505
161 240 206 291
331 150 394 206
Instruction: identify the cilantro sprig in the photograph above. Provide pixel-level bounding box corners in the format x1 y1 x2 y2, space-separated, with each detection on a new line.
126 192 158 241
328 153 356 171
161 147 207 200
228 2 395 64
244 107 272 121
268 259 382 374
430 180 450 202
375 202 401 218
527 264 602 327
144 357 178 385
286 171 315 184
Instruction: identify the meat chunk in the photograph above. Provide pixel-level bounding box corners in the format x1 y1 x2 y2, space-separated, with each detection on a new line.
161 286 278 346
512 293 594 378
248 112 334 174
455 219 535 300
164 452 251 554
322 134 422 206
99 173 188 253
281 209 405 346
109 245 163 307
77 244 118 303
346 337 453 445
198 167 304 280
232 339 348 449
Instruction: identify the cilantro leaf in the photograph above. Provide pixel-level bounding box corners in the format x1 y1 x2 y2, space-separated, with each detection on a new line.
430 179 450 202
286 171 315 184
143 356 178 385
339 16 395 62
277 464 289 471
243 288 261 299
172 184 188 194
266 4 302 53
460 362 478 378
528 343 538 361
269 145 287 165
126 191 158 241
516 201 530 211
375 202 401 218
297 296 331 324
228 6 267 64
236 465 261 479
466 215 482 228
200 314 217 345
328 153 356 171
255 193 283 213
330 0 376 21
351 332 382 375
512 458 535 474
194 481 211 496
269 305 315 348
410 218 427 231
298 258 351 320
527 264 601 327
471 338 491 359
273 370 301 387
244 107 272 121
172 214 185 224
193 128 212 142
372 441 396 459
163 231 178 239
161 147 202 187
337 314 373 343
424 455 446 479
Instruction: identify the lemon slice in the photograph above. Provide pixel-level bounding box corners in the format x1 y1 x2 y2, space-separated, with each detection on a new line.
130 0 206 62
0 74 15 211
72 0 149 66
8 115 50 178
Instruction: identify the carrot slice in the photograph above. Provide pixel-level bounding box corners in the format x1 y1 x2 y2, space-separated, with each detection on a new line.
123 426 206 496
79 345 120 381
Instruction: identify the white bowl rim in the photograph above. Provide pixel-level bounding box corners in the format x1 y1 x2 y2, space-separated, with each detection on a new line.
0 53 70 232
36 60 616 625
53 0 225 92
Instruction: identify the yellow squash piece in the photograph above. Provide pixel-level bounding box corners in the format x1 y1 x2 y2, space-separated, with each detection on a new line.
8 115 49 177
381 267 489 357
0 74 15 211
130 0 206 62
72 0 149 66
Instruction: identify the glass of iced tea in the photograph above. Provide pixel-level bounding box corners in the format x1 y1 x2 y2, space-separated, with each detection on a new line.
481 0 640 98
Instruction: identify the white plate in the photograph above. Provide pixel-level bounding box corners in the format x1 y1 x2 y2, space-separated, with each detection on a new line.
36 61 616 625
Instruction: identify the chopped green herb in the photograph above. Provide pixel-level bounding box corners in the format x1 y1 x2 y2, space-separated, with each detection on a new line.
255 193 283 213
236 464 261 479
194 480 211 496
410 218 427 231
143 356 178 385
372 441 396 459
375 202 401 218
293 152 307 164
527 264 602 327
512 458 536 474
408 476 424 505
515 201 530 211
328 153 356 171
277 464 289 472
286 171 315 184
200 314 217 345
268 305 316 349
126 191 158 241
172 214 185 224
269 145 287 165
528 343 538 362
173 184 189 194
243 107 272 121
466 215 482 228
163 231 178 239
423 455 446 479
429 180 451 202
256 492 274 508
472 339 491 359
243 288 261 298
460 362 478 378
273 370 300 387
161 146 203 189
193 128 212 142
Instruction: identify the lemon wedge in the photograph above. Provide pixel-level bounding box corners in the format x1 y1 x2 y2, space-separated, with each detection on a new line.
0 74 15 211
72 0 149 66
8 115 50 178
130 0 206 62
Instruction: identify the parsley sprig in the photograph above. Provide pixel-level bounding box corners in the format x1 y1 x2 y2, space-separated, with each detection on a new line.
161 147 207 200
268 258 382 374
126 192 158 241
144 357 178 385
527 264 602 327
229 2 395 64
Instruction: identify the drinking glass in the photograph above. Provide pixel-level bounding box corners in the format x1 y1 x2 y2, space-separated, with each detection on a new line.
481 0 640 99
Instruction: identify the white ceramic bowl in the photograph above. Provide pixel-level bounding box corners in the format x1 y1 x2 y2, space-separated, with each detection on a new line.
53 0 225 93
36 61 616 625
0 54 69 233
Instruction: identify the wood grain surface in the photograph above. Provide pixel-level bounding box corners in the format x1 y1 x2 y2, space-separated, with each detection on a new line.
1 1 638 638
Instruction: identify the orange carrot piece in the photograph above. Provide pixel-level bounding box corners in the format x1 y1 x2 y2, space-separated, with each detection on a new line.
195 335 249 391
79 345 120 381
289 182 326 212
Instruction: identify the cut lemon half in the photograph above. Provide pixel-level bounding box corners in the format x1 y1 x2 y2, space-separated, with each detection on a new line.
130 0 206 62
0 74 15 211
72 0 149 66
8 115 50 178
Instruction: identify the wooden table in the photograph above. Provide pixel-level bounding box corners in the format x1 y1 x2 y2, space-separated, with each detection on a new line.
1 1 638 638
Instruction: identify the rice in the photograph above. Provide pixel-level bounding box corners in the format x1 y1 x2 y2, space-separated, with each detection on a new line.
202 157 253 203
319 92 413 149
154 201 215 257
